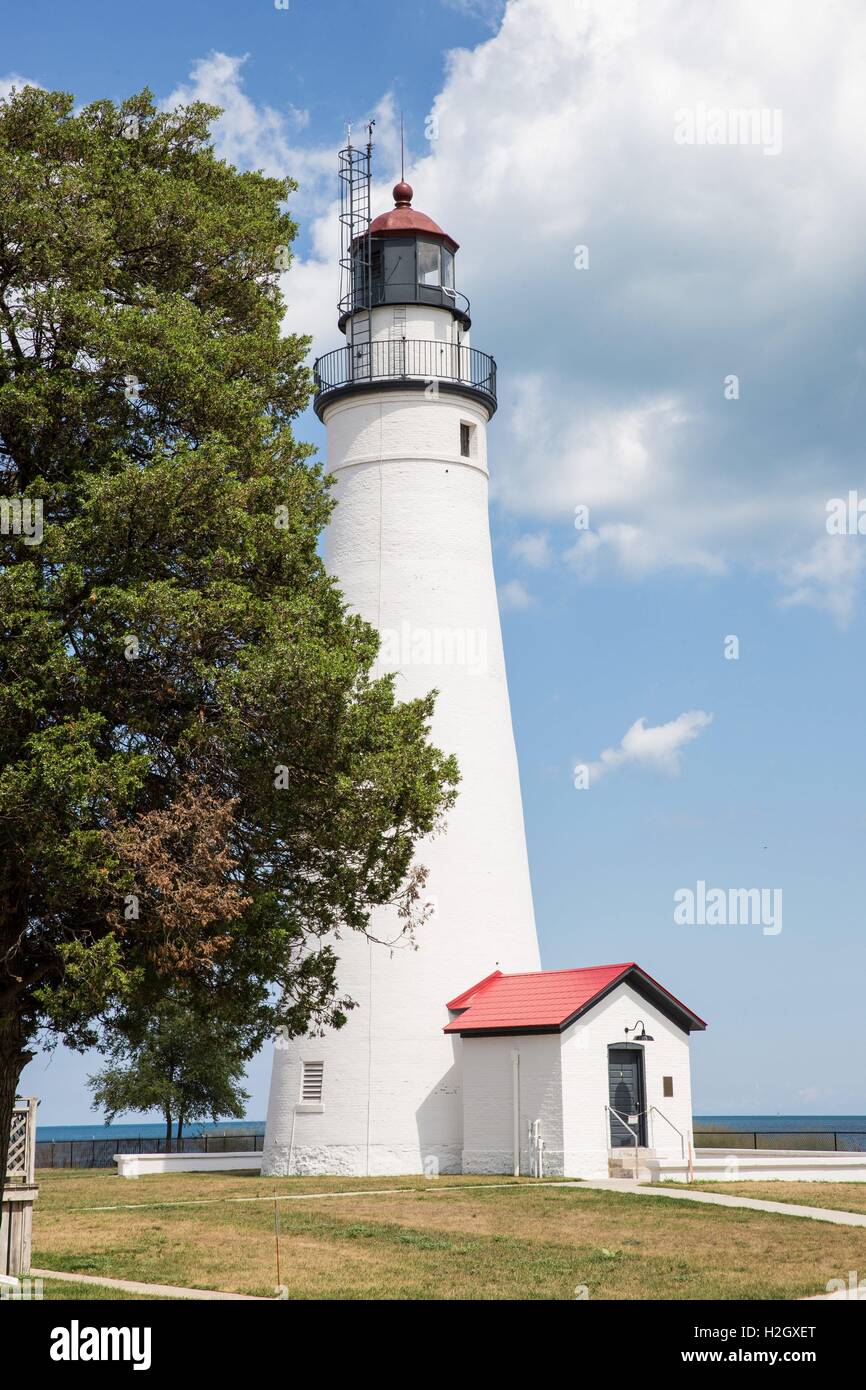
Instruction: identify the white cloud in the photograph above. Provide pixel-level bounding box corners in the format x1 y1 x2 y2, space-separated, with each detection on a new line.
566 522 726 580
510 531 551 568
498 578 533 611
0 74 43 102
162 53 333 213
779 535 866 628
583 711 713 783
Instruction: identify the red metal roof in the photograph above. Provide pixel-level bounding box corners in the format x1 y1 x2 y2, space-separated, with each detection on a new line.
444 963 706 1035
368 182 459 251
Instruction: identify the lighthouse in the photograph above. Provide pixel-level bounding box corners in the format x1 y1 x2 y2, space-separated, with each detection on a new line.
262 137 540 1176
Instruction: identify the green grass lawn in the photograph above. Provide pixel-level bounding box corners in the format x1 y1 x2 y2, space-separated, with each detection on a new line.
26 1168 866 1300
35 1279 169 1301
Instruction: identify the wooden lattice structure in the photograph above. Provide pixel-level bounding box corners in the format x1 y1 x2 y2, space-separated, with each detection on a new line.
6 1098 37 1184
2 1097 39 1278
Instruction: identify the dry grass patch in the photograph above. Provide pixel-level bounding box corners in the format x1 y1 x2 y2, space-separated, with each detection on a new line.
684 1181 866 1215
34 1167 521 1214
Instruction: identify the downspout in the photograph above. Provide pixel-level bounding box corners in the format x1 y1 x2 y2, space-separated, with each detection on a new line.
287 1105 298 1177
511 1049 520 1176
365 941 374 1175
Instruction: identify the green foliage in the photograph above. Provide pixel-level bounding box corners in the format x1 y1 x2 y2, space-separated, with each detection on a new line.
35 938 133 1049
88 992 252 1140
0 83 458 1174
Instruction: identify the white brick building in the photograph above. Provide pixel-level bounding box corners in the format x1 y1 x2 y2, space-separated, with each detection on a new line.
447 963 706 1179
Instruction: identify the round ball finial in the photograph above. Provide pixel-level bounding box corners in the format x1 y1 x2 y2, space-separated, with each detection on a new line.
393 180 413 207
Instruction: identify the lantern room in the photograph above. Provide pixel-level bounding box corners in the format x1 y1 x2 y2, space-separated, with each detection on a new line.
340 181 470 330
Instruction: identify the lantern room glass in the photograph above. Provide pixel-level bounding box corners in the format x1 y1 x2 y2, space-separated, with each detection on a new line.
417 241 440 287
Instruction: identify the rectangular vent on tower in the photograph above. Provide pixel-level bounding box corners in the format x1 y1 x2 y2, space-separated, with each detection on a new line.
300 1060 324 1103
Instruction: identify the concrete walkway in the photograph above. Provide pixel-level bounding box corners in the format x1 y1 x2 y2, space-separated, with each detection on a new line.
561 1179 866 1228
82 1178 866 1230
83 1180 531 1213
31 1268 270 1301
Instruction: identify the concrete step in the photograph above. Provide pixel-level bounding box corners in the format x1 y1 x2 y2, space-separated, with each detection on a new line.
608 1147 657 1179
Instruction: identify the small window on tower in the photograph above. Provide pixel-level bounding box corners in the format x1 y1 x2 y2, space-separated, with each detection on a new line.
662 1076 674 1098
460 423 472 457
300 1060 324 1103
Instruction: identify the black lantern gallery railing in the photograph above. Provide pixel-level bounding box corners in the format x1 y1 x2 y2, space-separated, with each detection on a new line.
338 285 472 328
313 339 497 418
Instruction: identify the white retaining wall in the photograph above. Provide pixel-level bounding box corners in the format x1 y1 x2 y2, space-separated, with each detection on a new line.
115 1152 263 1179
651 1148 866 1183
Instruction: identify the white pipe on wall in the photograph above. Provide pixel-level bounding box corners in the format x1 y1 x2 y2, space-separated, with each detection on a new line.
511 1050 520 1177
287 1105 298 1177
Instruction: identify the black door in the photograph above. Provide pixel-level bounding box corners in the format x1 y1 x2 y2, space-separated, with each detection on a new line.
608 1048 646 1147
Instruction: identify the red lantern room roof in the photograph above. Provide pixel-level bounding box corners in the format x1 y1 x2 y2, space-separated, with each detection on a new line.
368 182 459 252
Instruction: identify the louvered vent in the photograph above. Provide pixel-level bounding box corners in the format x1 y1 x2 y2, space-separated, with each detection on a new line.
300 1060 324 1103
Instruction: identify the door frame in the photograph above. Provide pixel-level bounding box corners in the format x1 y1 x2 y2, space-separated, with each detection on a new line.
607 1043 648 1147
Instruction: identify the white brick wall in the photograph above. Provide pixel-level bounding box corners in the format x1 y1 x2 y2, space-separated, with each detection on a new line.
561 981 695 1179
461 1034 564 1175
368 304 469 347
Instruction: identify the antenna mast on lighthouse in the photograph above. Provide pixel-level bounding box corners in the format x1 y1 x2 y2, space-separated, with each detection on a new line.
338 121 374 376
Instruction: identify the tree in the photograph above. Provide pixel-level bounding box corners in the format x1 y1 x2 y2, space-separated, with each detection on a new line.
0 85 458 1182
89 992 252 1145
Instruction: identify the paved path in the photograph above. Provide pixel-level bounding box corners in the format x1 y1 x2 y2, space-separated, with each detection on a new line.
560 1179 866 1228
84 1178 866 1229
83 1180 531 1212
31 1268 270 1301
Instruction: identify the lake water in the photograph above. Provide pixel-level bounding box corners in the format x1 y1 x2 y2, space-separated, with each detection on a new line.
37 1119 266 1141
36 1115 866 1141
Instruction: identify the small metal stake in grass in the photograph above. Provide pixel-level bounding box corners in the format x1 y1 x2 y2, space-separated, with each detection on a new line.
273 1188 283 1293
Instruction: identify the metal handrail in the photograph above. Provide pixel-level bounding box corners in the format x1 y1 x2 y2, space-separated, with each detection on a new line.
313 338 497 411
605 1103 640 1181
648 1105 685 1160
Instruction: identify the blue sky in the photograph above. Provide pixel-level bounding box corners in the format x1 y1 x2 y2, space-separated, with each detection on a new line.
9 0 866 1121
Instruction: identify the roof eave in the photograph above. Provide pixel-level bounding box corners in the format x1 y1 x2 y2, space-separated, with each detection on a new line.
443 964 707 1038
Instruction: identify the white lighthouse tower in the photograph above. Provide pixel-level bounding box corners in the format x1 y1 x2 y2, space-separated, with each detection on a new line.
262 136 540 1176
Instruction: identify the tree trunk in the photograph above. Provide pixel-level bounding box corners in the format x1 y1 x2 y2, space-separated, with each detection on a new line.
0 1013 32 1188
164 1109 173 1150
177 1115 184 1147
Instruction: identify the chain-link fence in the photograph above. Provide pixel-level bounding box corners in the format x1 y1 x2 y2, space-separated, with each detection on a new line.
694 1129 866 1152
36 1132 265 1169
